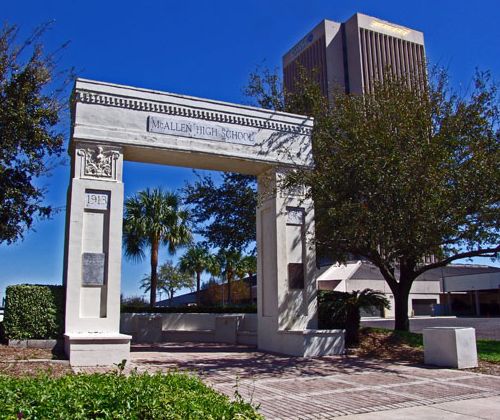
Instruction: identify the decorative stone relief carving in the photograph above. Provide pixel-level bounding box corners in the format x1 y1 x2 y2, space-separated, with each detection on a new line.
77 146 120 180
286 207 305 225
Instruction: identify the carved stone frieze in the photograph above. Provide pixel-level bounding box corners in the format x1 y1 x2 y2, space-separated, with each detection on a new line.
74 89 312 135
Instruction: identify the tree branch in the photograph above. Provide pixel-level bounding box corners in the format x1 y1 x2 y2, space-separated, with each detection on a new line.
414 245 500 277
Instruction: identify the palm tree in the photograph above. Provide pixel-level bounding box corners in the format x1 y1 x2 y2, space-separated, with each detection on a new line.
235 255 256 303
236 255 257 280
179 244 216 304
319 289 390 346
216 249 246 305
123 188 191 307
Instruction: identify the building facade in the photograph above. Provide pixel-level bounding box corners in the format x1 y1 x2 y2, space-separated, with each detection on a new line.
283 13 426 100
317 262 500 318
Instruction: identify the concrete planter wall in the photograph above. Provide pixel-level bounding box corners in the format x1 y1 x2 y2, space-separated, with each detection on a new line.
120 313 258 346
8 339 64 353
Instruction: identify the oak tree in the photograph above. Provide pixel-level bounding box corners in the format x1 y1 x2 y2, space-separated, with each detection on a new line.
0 22 70 244
283 69 500 331
183 172 257 252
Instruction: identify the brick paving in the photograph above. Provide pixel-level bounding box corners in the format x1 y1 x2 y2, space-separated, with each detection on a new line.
77 342 500 419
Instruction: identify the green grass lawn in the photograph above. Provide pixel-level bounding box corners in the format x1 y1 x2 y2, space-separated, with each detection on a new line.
365 327 500 363
0 371 262 419
476 339 500 363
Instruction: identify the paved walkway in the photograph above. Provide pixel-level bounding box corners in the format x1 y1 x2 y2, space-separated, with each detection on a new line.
121 343 500 419
341 396 500 419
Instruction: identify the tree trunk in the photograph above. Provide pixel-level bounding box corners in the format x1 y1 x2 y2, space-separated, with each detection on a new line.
393 286 410 331
379 264 414 332
248 271 254 302
196 271 201 305
345 306 361 347
149 239 159 307
227 271 232 305
169 289 174 305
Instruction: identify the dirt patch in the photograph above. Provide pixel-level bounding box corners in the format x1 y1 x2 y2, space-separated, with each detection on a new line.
351 328 500 376
350 329 424 363
0 360 71 377
0 344 55 361
469 361 500 377
0 345 71 377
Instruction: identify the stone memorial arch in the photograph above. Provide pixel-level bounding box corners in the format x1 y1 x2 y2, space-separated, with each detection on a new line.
63 79 343 366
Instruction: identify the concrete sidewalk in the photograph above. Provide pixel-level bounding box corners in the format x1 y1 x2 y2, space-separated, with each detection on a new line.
342 396 500 419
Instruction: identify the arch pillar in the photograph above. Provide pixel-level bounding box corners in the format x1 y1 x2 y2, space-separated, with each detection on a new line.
257 168 344 356
63 142 131 366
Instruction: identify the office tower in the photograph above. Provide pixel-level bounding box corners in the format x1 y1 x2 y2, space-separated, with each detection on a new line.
283 13 426 100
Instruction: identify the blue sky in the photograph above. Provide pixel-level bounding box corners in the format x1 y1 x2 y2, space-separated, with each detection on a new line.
1 0 499 301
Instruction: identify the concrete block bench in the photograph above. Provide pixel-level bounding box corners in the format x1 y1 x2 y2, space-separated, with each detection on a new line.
121 312 258 345
161 329 215 342
423 327 478 369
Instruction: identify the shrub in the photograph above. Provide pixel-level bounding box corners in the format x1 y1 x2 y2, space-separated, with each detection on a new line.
3 284 64 340
122 304 257 314
0 371 262 419
318 289 390 346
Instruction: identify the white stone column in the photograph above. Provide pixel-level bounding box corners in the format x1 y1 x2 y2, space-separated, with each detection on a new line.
256 168 344 356
63 142 131 366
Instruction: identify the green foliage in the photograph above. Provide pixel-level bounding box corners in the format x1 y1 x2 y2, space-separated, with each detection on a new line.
318 289 390 346
3 284 64 340
123 188 192 306
236 255 257 279
301 70 500 267
216 249 252 305
0 22 70 244
179 244 218 303
179 244 214 277
183 172 257 252
121 304 257 314
140 260 194 303
0 321 5 342
318 292 346 330
244 66 285 111
0 371 262 419
121 295 149 308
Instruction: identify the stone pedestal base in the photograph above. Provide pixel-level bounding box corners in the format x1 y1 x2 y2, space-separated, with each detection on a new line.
260 329 345 357
65 333 132 367
423 327 478 369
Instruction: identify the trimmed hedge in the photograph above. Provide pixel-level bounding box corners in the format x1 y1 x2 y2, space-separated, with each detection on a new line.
122 304 257 314
0 371 262 419
3 284 64 340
